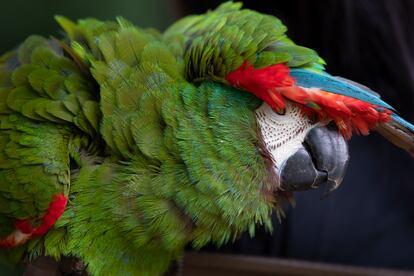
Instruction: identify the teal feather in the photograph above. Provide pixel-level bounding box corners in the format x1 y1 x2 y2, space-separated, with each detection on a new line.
290 68 396 111
391 114 414 133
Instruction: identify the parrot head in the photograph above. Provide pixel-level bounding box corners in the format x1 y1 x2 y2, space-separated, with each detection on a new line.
163 1 414 197
255 101 349 193
155 1 414 249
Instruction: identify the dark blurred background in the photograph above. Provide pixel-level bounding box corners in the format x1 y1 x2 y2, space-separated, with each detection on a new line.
0 0 176 53
1 0 414 274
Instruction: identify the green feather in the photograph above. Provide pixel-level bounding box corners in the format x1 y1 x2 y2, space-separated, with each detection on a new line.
0 3 322 275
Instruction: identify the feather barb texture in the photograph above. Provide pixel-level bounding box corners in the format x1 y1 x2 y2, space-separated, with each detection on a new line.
0 194 67 248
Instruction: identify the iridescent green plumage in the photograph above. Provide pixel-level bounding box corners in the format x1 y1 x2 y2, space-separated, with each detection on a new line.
0 34 98 264
164 1 324 82
0 2 325 275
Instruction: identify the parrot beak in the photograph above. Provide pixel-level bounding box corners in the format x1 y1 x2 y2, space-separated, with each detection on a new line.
279 124 350 193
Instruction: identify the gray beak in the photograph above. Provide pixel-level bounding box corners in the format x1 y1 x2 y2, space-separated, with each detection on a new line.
279 124 350 193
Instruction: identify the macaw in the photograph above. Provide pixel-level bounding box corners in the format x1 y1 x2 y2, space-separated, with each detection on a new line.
0 2 413 275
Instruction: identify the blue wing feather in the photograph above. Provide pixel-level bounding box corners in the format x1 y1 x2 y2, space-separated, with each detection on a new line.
391 114 414 133
290 68 396 111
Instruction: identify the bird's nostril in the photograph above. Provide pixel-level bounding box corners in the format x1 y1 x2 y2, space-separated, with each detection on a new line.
275 108 286 115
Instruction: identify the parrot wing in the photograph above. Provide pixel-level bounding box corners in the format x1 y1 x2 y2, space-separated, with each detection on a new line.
0 34 100 258
290 68 414 155
290 69 395 110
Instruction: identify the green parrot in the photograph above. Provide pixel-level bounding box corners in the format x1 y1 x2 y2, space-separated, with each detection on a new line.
1 2 413 275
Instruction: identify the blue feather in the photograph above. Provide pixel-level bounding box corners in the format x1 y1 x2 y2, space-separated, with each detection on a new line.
391 114 414 133
290 69 396 111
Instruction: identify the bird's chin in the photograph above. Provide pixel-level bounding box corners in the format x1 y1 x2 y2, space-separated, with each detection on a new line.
255 102 350 194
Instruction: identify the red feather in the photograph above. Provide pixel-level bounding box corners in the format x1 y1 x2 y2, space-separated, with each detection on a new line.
226 61 392 138
278 87 392 139
226 61 295 112
0 193 68 248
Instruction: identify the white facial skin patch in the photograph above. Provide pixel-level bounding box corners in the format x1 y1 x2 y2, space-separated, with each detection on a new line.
255 102 317 170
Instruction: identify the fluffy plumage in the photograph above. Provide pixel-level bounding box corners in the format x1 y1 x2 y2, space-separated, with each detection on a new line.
0 2 413 275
